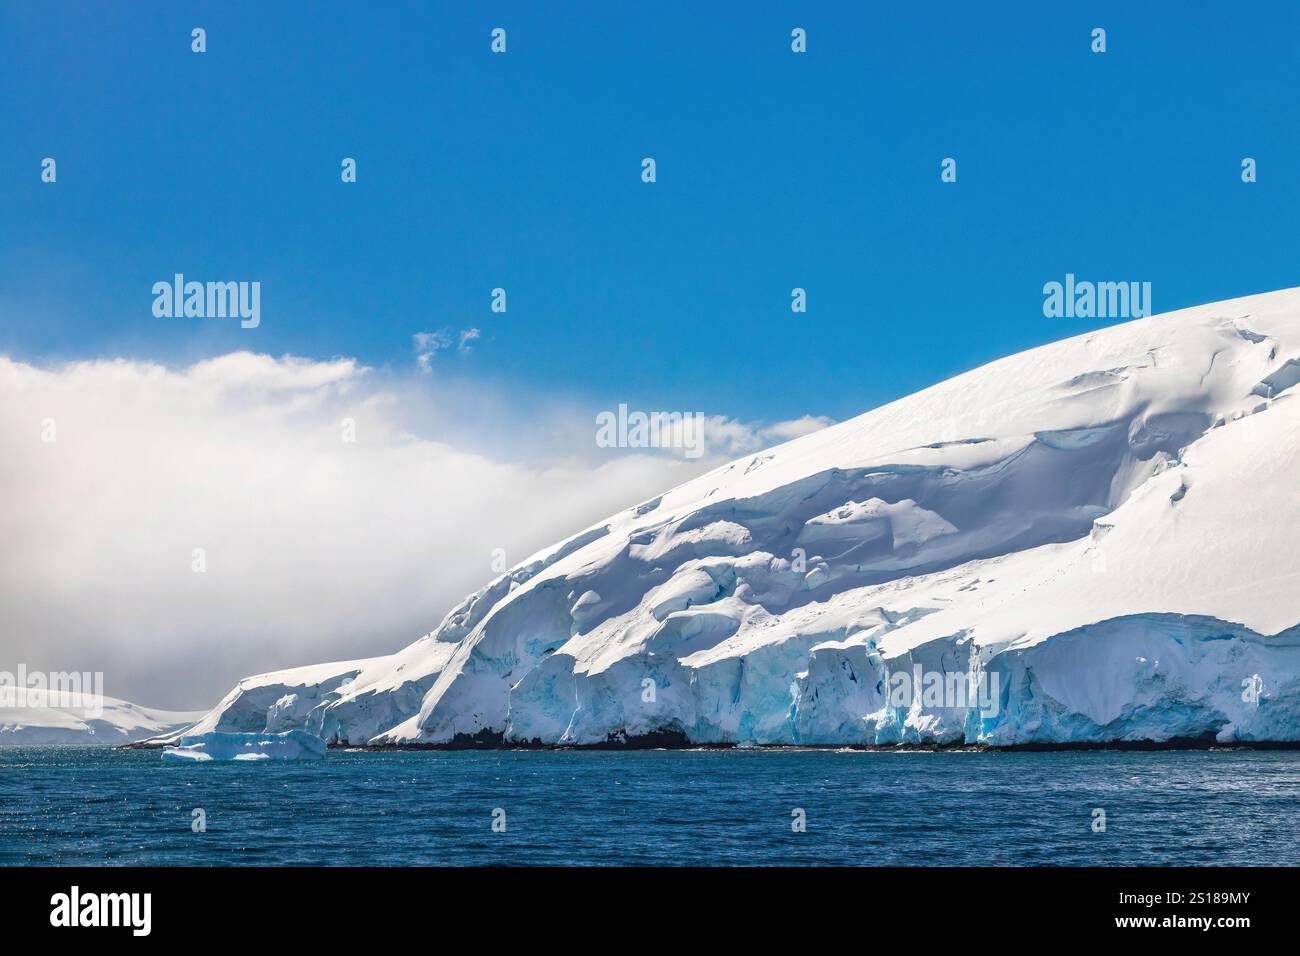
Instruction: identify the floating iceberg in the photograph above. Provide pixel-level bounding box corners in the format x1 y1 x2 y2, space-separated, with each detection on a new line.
155 288 1300 747
161 729 327 762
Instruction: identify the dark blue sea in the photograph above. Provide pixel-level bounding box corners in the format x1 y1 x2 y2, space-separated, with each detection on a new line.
2 748 1297 866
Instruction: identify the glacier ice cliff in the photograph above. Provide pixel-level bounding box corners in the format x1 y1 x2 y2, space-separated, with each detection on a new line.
153 288 1300 748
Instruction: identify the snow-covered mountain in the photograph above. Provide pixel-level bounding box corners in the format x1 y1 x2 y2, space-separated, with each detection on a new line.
161 288 1300 748
0 693 205 746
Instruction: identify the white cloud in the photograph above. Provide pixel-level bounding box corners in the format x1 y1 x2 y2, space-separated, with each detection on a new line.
761 414 837 442
413 330 451 370
0 353 833 710
414 327 480 369
695 413 836 458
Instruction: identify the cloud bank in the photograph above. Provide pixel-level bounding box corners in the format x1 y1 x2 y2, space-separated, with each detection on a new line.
0 352 830 709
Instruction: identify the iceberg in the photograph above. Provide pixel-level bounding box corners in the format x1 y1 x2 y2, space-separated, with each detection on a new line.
161 730 327 762
157 288 1300 748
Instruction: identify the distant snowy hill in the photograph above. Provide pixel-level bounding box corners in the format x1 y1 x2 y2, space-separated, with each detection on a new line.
0 694 205 746
159 288 1300 747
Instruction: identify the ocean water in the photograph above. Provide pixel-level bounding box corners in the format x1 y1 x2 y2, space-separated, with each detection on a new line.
1 747 1297 866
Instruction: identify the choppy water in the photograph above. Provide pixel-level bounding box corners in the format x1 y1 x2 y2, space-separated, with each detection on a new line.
1 747 1297 865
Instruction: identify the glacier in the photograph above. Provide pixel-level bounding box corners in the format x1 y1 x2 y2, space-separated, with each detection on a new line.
0 693 203 746
152 288 1300 749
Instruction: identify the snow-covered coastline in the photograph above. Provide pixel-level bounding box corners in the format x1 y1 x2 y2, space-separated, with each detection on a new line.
0 693 205 746
147 288 1300 750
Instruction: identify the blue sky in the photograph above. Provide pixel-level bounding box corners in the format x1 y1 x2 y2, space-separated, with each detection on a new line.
4 0 1300 425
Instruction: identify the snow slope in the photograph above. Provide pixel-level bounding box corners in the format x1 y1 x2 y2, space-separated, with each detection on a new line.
163 288 1300 747
0 693 204 746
